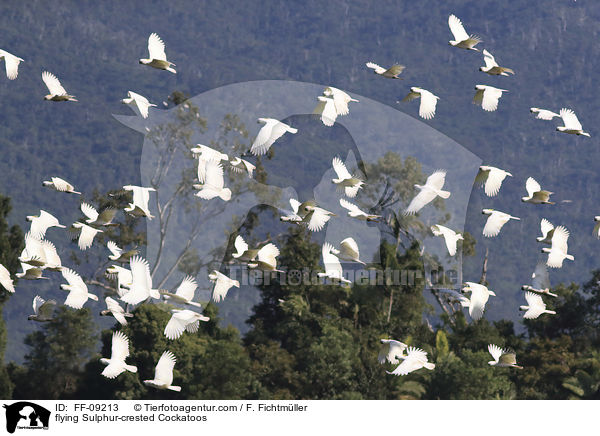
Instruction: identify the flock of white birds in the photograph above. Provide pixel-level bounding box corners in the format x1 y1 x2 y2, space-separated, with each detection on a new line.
377 14 590 375
0 13 592 386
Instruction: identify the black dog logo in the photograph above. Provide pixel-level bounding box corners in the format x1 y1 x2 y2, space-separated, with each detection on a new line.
3 402 50 433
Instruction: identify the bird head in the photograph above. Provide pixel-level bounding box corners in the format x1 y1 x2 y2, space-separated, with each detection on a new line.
530 108 538 113
595 216 600 222
478 67 484 71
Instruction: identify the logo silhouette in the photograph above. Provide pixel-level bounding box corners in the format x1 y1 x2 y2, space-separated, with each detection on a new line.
3 402 50 433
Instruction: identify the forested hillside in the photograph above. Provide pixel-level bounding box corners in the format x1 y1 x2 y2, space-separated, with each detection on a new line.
1 0 600 399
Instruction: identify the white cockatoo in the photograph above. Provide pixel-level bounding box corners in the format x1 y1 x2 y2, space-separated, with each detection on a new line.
331 237 365 265
487 344 522 368
190 143 229 162
386 347 435 375
520 292 556 319
0 49 23 80
42 71 77 101
313 94 338 126
107 241 139 263
20 234 61 271
462 281 495 321
530 108 560 120
542 226 574 268
81 202 118 226
521 262 557 298
229 157 256 178
60 268 98 309
249 243 282 272
139 33 176 73
378 339 408 364
366 62 405 79
401 87 439 120
231 235 258 262
481 209 520 237
405 170 450 215
121 91 157 118
339 198 381 221
42 177 81 194
536 218 555 244
280 199 335 232
474 165 512 197
317 242 351 285
144 350 181 391
448 14 482 50
209 270 240 302
39 239 62 271
26 210 65 239
473 85 507 112
232 236 282 272
479 49 514 76
19 232 48 267
556 108 590 137
0 263 15 293
594 216 600 239
99 296 133 326
250 118 298 156
71 222 103 251
100 331 138 379
331 156 364 198
521 177 554 204
28 295 56 322
160 276 202 307
123 185 156 219
106 265 133 297
16 263 48 280
431 224 463 256
191 144 229 183
323 86 358 116
120 256 160 305
193 161 232 201
164 309 209 340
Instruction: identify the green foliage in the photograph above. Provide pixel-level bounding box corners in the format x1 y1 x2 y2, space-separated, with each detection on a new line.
10 307 96 399
0 193 23 398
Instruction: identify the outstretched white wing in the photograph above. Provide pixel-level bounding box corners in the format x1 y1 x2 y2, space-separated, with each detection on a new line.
42 71 67 96
321 242 344 279
0 50 23 80
332 157 353 180
418 89 438 120
531 262 550 290
448 14 470 42
154 350 176 385
482 49 499 69
488 344 502 363
560 108 582 130
314 96 337 126
481 87 503 112
148 33 167 61
175 276 197 301
525 177 541 198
